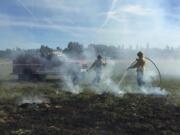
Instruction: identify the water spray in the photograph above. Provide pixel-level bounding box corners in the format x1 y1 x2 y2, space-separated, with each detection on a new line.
118 71 127 86
118 60 137 86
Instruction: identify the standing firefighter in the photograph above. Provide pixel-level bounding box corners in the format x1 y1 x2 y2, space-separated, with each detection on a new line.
128 51 146 86
88 55 106 84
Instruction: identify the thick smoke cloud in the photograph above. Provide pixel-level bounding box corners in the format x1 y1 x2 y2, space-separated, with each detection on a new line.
57 47 167 96
6 44 178 97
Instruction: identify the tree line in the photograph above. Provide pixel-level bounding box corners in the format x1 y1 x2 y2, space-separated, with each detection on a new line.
1 42 180 59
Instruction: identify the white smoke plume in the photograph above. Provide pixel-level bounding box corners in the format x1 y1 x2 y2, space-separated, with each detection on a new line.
9 45 172 97
56 48 168 97
18 95 50 105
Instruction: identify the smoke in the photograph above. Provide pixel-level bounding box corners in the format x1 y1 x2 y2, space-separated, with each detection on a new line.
156 59 180 77
140 86 168 96
56 48 168 97
137 69 168 96
122 63 168 96
18 95 50 105
54 49 124 95
144 70 157 83
91 60 124 96
10 45 172 97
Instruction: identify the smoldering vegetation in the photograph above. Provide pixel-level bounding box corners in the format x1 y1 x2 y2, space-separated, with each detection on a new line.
0 43 180 135
1 43 180 96
0 91 180 135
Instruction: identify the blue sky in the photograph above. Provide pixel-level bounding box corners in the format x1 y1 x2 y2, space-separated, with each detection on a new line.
0 0 180 49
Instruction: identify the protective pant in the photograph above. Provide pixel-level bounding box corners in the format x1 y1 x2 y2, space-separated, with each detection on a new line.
71 73 79 85
92 69 101 84
137 71 145 86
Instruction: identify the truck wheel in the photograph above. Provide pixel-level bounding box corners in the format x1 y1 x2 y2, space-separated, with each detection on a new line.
21 68 33 81
32 74 46 81
18 74 25 81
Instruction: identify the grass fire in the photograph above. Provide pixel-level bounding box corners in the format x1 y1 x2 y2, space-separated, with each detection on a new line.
1 0 180 134
0 44 180 135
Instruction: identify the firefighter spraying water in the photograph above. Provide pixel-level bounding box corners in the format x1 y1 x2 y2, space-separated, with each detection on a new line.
119 51 162 89
128 51 146 87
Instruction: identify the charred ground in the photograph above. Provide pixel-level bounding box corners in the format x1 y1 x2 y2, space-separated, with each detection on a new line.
0 58 180 135
0 90 180 135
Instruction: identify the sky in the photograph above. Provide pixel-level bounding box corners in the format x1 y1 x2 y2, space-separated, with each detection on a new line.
0 0 180 49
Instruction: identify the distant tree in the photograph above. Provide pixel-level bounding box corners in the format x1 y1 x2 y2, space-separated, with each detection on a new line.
63 42 83 58
56 47 62 51
40 45 53 58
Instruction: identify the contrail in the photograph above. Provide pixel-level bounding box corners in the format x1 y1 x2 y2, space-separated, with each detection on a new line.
101 0 118 28
15 0 73 34
16 0 36 19
16 0 54 25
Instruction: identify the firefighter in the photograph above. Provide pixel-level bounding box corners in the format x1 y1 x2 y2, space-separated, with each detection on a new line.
128 51 146 86
88 55 106 84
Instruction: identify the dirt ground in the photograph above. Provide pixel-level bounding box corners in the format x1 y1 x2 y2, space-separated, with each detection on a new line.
0 93 180 135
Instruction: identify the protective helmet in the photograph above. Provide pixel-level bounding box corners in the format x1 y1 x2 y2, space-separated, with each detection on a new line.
137 51 143 58
97 55 102 59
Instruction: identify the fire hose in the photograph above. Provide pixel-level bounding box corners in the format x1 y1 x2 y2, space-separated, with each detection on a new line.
145 57 162 87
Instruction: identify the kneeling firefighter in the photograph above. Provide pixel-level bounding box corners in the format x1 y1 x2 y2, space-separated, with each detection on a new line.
128 51 146 86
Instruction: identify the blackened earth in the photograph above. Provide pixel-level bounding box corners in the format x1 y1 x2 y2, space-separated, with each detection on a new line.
0 93 180 135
